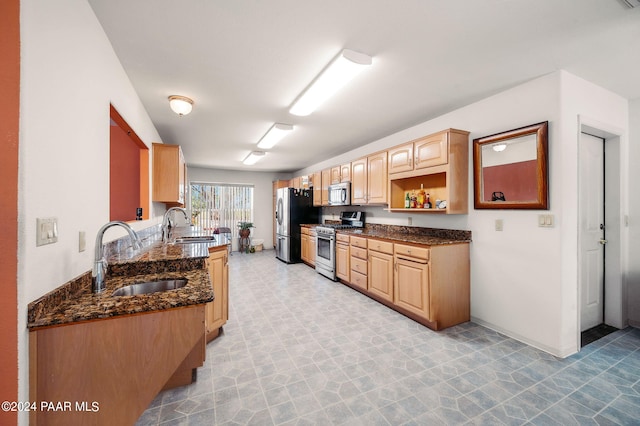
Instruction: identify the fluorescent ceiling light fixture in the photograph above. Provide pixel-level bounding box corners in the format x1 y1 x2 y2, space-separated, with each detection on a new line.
168 95 194 116
257 123 294 149
242 151 266 165
289 49 373 116
493 143 507 152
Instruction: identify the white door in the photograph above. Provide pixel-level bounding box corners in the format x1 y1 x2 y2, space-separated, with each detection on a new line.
579 132 605 331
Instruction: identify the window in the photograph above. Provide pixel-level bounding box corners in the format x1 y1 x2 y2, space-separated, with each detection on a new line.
190 183 254 240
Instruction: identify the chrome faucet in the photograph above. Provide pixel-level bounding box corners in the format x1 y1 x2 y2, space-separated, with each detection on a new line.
92 221 142 293
162 207 189 242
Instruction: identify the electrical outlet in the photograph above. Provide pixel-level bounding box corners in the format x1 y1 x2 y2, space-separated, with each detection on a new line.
79 231 86 252
495 219 503 231
408 217 412 225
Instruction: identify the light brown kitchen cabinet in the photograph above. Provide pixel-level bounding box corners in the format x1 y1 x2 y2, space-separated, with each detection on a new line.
331 163 351 184
351 152 387 205
309 229 317 267
367 239 394 302
336 233 350 282
349 236 368 291
321 168 331 206
388 129 469 214
289 176 301 189
394 245 430 319
301 226 317 266
301 228 310 263
312 171 322 207
205 246 228 342
153 143 186 206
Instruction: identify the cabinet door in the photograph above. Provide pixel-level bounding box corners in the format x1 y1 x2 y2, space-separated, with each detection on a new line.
367 152 388 204
153 143 185 204
351 158 367 204
388 143 414 175
206 249 228 342
336 242 350 281
308 235 316 266
394 257 430 320
321 169 331 206
330 166 341 184
415 132 448 169
312 171 322 206
301 233 309 263
340 163 351 183
368 250 393 302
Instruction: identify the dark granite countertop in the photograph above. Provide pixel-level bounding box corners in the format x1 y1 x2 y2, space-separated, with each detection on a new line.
338 224 471 246
28 226 230 330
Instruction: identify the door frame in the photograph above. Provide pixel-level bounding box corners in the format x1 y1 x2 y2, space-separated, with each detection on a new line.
577 115 627 349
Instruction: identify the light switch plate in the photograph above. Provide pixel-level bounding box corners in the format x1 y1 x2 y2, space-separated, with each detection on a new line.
36 217 58 246
495 219 503 231
538 214 554 228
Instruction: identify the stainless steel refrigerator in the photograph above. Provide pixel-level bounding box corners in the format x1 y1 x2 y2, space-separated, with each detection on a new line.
275 188 318 263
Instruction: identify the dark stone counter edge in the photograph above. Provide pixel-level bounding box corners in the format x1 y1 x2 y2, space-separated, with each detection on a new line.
301 223 472 245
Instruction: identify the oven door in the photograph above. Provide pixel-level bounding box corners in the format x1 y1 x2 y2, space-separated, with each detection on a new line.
315 233 336 279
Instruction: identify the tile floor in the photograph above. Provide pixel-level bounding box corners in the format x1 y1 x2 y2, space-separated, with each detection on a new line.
136 250 640 425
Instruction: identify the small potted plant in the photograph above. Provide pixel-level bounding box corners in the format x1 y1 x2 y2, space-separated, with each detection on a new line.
237 221 254 239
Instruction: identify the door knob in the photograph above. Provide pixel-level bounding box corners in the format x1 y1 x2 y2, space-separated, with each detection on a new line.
599 239 608 245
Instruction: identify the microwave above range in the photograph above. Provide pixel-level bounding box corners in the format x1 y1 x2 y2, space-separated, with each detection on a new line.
328 182 351 206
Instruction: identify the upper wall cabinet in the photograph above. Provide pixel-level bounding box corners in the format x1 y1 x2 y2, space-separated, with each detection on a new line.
388 129 469 214
331 163 351 184
352 152 388 205
152 143 186 206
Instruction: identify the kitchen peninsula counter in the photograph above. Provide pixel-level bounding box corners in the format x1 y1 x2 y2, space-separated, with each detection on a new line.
28 226 229 329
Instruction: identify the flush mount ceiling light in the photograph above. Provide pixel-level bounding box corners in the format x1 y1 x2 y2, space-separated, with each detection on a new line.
257 123 294 149
168 95 194 116
289 49 373 117
242 151 266 165
493 143 507 152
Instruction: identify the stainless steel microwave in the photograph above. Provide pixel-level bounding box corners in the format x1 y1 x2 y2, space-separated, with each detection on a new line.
328 182 351 206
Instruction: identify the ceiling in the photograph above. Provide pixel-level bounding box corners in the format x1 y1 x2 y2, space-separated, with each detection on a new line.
88 0 640 173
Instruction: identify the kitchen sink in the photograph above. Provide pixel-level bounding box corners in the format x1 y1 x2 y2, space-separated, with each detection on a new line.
174 235 216 243
112 279 187 296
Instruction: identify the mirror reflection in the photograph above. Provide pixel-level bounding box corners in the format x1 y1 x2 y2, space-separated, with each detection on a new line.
480 133 538 202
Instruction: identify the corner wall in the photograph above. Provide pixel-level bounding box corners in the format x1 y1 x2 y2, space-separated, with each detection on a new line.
18 1 164 422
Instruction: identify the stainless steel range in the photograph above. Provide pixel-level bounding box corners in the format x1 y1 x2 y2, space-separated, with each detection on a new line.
316 211 364 280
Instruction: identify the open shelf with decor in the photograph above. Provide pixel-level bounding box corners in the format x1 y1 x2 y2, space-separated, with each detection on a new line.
386 129 469 214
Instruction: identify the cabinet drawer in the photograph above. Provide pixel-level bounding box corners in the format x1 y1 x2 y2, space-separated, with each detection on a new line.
350 246 367 260
351 256 368 275
350 270 367 290
350 236 368 249
394 243 430 261
301 227 309 235
368 239 393 255
336 233 350 244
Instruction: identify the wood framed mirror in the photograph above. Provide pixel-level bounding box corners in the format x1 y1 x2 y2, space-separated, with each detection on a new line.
473 121 548 209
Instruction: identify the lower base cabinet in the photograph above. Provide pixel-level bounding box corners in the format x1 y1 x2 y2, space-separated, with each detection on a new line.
337 234 469 331
394 255 430 319
206 246 228 342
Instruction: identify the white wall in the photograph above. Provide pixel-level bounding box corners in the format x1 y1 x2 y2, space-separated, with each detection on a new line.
187 167 291 250
18 0 165 420
298 71 629 357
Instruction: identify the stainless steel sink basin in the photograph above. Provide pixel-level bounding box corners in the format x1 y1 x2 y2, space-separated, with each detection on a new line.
174 235 216 243
112 279 187 296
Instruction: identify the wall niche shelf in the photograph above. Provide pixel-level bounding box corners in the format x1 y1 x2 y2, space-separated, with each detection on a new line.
387 129 469 215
